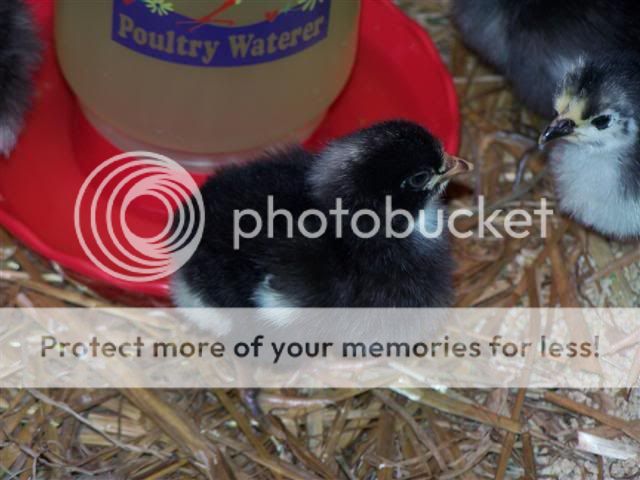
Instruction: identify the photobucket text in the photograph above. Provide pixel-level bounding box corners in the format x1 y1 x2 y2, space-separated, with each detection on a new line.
233 196 553 249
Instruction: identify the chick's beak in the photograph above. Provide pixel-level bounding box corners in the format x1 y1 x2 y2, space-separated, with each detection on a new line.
539 118 576 146
441 154 473 180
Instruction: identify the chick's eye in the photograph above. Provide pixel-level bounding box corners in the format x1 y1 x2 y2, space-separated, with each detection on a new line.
404 171 430 190
591 115 611 130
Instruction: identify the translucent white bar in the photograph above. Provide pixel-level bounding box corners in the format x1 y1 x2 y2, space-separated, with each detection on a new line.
0 308 637 388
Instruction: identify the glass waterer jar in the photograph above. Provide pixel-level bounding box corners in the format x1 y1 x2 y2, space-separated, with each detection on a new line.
55 0 361 168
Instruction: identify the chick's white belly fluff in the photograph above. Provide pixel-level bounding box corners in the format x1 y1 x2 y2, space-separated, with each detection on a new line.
551 146 640 238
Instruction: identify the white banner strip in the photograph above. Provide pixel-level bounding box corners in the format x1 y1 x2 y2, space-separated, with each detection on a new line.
1 308 638 388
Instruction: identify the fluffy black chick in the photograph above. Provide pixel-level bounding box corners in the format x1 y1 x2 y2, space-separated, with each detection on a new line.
538 56 640 238
0 0 40 156
452 0 640 116
172 120 471 325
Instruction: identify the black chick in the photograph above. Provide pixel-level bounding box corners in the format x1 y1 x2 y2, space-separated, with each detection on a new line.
538 55 640 238
0 0 40 156
172 121 471 321
452 0 640 116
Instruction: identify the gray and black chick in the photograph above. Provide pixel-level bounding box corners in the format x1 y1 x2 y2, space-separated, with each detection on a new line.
0 0 40 156
452 0 640 116
538 56 640 238
172 120 471 324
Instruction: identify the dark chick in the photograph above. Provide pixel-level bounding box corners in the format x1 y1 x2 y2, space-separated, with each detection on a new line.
538 56 640 238
452 0 640 116
172 121 471 325
0 0 41 156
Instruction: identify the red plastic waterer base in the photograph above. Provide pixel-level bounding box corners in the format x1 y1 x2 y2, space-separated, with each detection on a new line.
0 0 460 303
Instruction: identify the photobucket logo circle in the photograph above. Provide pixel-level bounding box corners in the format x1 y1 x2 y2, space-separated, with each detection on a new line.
74 152 204 283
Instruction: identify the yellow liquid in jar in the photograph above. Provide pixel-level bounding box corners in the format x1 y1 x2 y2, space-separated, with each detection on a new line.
55 0 360 163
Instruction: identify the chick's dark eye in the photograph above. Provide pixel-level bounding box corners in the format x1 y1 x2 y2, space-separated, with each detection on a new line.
591 115 611 130
404 171 430 190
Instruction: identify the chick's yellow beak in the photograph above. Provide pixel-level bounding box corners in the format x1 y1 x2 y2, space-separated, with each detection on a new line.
442 154 473 180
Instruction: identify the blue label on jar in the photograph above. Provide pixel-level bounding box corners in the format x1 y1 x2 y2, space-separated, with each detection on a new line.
111 0 331 67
